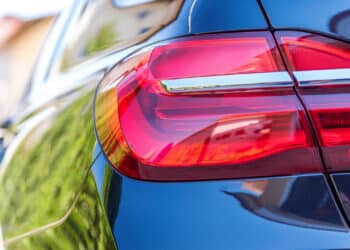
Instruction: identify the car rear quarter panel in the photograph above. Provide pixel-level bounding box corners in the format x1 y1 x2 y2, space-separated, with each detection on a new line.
0 76 116 249
92 152 350 250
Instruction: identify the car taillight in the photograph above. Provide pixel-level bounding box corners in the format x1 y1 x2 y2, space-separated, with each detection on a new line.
276 31 350 172
95 32 322 181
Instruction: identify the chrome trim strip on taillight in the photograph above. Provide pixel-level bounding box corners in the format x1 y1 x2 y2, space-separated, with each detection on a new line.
294 68 350 84
161 72 292 93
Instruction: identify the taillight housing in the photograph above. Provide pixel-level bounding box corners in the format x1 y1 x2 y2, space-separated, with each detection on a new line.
276 31 350 172
95 32 322 181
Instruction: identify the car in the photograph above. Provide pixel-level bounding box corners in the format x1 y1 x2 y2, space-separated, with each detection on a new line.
2 0 350 249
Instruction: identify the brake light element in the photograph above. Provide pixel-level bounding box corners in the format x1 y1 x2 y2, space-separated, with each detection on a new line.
276 31 350 172
95 32 322 181
149 34 281 79
277 32 350 71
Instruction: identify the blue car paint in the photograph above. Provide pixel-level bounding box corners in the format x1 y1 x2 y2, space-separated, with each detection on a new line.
91 150 350 250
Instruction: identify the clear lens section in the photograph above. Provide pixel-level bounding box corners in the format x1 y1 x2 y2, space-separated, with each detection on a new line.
95 32 321 180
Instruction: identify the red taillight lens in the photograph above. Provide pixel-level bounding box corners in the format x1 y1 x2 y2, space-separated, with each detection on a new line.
149 34 282 79
95 32 322 181
276 31 350 172
300 87 350 172
277 32 350 71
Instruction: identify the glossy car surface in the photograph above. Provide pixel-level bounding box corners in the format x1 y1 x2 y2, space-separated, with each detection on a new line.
1 0 350 249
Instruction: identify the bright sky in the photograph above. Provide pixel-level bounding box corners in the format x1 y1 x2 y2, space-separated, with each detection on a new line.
0 0 72 20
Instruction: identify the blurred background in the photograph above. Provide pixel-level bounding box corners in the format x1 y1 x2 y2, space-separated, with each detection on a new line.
0 0 71 122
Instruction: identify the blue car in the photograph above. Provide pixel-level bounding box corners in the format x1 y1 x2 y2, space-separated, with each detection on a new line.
2 0 350 249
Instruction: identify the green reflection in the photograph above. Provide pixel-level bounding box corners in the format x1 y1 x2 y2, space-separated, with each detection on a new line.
7 174 117 250
0 90 96 239
85 23 118 56
57 0 183 73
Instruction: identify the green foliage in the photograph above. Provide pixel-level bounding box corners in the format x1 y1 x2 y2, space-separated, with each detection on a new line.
7 175 117 250
0 91 96 239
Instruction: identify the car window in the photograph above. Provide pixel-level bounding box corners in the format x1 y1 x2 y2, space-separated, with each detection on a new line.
49 0 183 77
